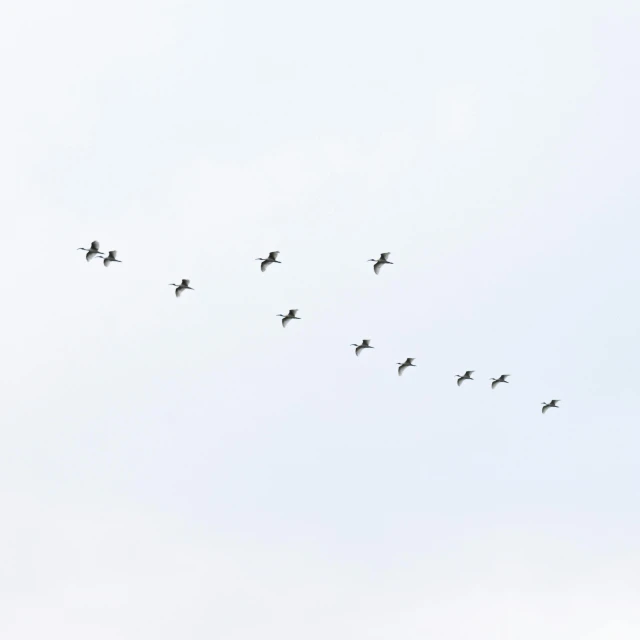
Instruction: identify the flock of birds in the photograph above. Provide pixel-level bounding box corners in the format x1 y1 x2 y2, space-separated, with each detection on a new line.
78 243 561 415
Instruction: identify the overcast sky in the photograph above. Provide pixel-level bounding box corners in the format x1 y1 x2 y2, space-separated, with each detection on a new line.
1 1 639 638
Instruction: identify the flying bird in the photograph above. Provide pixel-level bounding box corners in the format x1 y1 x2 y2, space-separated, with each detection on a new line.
169 279 194 297
277 309 300 328
368 252 393 275
103 250 122 267
397 358 416 376
256 251 281 272
77 240 104 262
542 399 560 414
456 370 475 386
490 374 510 389
351 339 374 356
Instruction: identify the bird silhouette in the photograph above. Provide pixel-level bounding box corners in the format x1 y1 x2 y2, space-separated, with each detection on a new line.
77 240 104 262
397 358 416 376
490 374 510 389
351 339 374 356
542 399 560 414
367 252 393 275
456 370 475 386
256 251 281 272
277 309 300 328
169 279 194 297
103 250 122 267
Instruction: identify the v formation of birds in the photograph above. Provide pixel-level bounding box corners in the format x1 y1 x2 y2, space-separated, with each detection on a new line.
79 244 560 415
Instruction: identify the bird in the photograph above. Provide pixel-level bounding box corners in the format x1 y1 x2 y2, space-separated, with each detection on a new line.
456 370 475 386
277 309 300 327
351 339 374 356
256 251 281 272
103 250 122 267
368 252 393 275
542 399 560 414
77 240 104 262
397 358 416 376
490 374 510 389
169 279 194 297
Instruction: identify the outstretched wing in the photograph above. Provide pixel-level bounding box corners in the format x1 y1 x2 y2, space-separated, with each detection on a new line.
355 345 363 356
491 380 498 389
268 251 279 260
261 260 270 272
182 279 190 286
465 370 474 377
398 365 404 376
457 377 464 386
91 240 100 250
109 250 117 258
175 287 183 297
362 339 370 346
282 316 291 328
103 256 110 267
542 404 549 414
551 399 560 405
373 261 383 275
289 309 298 317
86 251 98 262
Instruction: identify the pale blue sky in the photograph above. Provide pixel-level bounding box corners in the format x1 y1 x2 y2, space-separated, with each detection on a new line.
1 1 639 638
